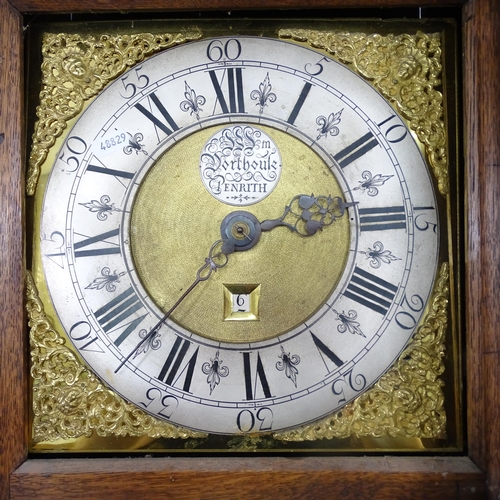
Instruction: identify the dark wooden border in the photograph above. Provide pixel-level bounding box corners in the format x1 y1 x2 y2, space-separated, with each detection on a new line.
1 0 498 498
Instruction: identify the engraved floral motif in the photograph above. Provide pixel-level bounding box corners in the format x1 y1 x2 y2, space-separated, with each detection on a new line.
86 267 126 292
201 351 229 395
276 346 301 387
359 241 401 269
353 170 393 197
278 29 448 195
180 81 206 120
27 30 203 196
124 132 148 155
79 195 121 221
316 109 343 140
26 271 204 442
133 329 162 359
331 309 365 337
250 73 277 114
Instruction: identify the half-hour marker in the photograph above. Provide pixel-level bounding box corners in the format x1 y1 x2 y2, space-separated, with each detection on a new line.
359 206 406 232
344 266 397 315
333 131 379 168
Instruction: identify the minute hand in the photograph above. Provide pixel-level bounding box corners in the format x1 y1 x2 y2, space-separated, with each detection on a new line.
260 194 356 236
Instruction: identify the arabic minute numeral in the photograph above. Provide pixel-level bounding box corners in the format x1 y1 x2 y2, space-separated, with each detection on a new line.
304 56 330 76
237 407 273 432
58 135 88 173
395 293 425 330
414 206 438 233
120 66 150 99
331 369 367 404
377 114 408 143
139 387 179 419
69 321 103 353
206 39 242 61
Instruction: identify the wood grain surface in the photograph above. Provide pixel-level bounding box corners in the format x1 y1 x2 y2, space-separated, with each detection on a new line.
9 0 467 14
464 0 500 497
10 456 486 500
1 0 499 498
0 1 27 500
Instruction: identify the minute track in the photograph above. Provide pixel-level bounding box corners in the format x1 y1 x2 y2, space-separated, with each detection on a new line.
40 36 439 434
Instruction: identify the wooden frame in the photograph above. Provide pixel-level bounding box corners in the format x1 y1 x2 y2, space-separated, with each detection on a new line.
1 0 498 498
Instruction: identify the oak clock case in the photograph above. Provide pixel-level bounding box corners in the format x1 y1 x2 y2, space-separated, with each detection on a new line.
27 20 459 452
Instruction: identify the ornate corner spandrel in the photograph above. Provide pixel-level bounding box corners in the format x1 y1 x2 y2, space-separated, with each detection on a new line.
275 262 449 442
27 29 203 197
26 271 206 443
278 29 448 196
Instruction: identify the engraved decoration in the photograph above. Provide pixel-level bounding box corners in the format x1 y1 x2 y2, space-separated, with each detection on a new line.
278 29 449 195
27 271 205 442
275 262 449 441
199 125 282 205
27 30 202 196
29 31 449 443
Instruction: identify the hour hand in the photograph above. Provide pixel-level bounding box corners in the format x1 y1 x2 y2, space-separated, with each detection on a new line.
260 194 356 236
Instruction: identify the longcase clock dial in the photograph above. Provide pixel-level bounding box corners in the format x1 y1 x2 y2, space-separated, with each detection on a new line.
40 36 439 435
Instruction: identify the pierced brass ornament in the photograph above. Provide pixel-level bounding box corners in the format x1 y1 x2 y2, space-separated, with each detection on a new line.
275 262 448 441
27 271 205 443
27 260 448 442
278 29 448 195
28 27 450 446
27 30 202 196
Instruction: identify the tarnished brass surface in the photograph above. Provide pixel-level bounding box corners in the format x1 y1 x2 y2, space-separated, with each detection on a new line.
26 30 202 196
275 262 448 441
27 271 206 443
130 125 349 343
279 29 449 195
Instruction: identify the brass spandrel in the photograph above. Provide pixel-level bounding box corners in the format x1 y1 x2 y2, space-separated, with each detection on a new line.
278 29 449 195
27 19 458 451
27 30 202 196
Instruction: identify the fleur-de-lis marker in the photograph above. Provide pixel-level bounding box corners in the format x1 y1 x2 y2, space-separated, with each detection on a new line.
354 170 393 197
202 351 229 394
359 241 401 269
133 329 162 359
124 132 148 155
316 109 343 140
86 267 126 292
250 73 277 114
79 195 120 221
180 81 206 120
276 345 300 387
332 309 365 337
